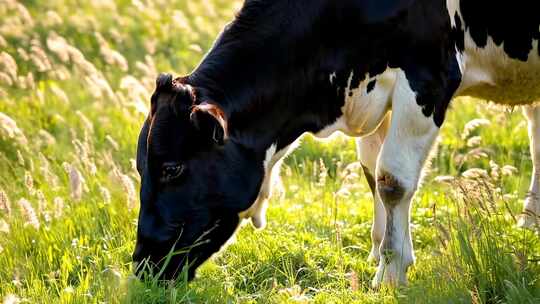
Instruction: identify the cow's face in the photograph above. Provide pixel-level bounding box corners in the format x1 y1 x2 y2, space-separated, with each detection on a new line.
133 74 257 280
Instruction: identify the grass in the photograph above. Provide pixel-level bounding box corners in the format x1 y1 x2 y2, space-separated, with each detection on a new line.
0 1 539 303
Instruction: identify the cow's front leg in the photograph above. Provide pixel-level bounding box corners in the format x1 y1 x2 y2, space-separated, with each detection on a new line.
357 114 390 263
372 71 443 287
519 106 540 228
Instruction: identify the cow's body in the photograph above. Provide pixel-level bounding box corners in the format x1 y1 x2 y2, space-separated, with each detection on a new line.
236 0 540 286
134 0 540 287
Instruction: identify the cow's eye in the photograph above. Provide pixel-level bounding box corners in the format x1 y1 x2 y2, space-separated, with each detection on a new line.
160 162 185 182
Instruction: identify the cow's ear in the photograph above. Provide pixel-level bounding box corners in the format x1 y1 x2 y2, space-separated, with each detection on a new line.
151 73 173 115
190 103 228 144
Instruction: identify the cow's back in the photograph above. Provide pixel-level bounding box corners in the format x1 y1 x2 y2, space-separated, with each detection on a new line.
449 0 540 104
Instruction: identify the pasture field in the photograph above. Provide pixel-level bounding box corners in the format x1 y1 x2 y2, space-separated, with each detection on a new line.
0 1 539 303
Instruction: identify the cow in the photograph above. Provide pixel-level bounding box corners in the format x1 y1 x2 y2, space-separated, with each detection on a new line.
133 0 540 287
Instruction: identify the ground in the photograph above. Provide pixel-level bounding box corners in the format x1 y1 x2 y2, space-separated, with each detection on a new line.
0 1 539 303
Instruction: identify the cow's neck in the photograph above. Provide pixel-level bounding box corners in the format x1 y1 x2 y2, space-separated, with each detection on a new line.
188 64 343 160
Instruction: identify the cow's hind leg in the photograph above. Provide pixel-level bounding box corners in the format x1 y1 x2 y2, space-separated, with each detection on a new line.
356 114 391 263
519 106 540 228
372 69 454 287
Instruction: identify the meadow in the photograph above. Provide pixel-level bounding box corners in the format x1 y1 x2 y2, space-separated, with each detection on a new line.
0 0 539 303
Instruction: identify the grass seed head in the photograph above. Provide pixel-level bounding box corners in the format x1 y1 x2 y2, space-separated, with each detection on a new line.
53 197 64 219
0 190 11 217
0 51 18 80
63 163 84 202
0 112 28 145
0 34 6 48
17 198 39 229
24 171 34 195
462 118 490 140
99 186 111 204
119 173 136 210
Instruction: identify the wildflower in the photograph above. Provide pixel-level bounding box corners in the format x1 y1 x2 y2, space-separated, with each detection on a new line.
0 190 11 216
18 198 40 229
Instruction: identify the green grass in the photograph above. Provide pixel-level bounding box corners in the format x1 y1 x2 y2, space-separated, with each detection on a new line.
0 1 539 303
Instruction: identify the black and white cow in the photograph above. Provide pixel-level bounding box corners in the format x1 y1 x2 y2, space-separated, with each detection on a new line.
133 0 540 287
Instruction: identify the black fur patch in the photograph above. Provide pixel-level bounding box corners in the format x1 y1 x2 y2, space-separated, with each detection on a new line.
452 13 465 53
367 80 377 94
460 0 540 61
362 165 377 197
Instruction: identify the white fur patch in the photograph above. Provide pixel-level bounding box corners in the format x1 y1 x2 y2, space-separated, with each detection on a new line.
320 68 397 138
263 144 277 172
238 143 297 228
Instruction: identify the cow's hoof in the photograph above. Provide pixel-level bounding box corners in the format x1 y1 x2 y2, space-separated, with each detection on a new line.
371 254 411 289
250 215 266 229
367 245 381 264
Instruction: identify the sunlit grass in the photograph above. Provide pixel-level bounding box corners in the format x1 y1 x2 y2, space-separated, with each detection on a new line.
0 0 539 303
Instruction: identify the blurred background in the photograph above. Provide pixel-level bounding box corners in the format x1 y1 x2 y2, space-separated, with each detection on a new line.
0 1 538 303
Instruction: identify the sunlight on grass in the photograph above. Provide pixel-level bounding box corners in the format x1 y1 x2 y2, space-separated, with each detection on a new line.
0 0 539 303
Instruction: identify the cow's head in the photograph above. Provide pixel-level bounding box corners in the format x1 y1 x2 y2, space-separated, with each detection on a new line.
133 74 261 280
